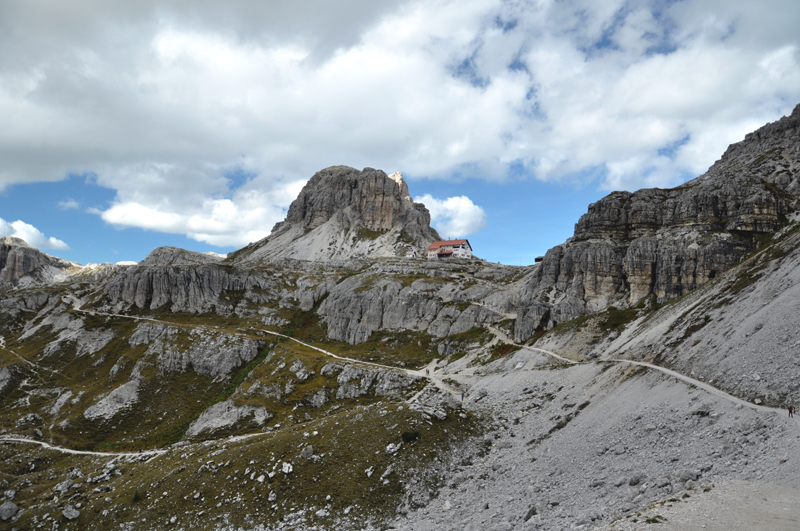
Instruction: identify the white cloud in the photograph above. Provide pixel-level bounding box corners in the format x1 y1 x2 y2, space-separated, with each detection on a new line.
0 217 70 250
415 194 486 238
95 161 308 247
58 198 80 210
0 0 799 245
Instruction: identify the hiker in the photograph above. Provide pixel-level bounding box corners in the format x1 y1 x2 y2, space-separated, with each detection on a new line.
461 393 464 401
790 405 794 418
426 368 429 376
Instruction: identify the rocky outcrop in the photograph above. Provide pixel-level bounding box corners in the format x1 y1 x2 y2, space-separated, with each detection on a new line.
233 166 441 262
101 264 256 314
0 237 76 286
83 380 140 421
140 246 226 267
515 104 800 342
185 399 272 438
320 362 419 399
0 366 14 394
129 322 260 378
318 261 513 344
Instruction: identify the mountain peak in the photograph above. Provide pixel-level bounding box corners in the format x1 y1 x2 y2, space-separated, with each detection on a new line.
234 166 440 263
0 236 33 249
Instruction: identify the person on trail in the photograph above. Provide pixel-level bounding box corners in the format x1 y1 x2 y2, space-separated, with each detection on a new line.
426 368 429 376
790 405 794 418
461 393 464 401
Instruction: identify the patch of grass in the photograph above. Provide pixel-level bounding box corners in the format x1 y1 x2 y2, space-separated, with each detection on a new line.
600 306 638 330
401 431 420 443
486 342 521 364
1 400 487 531
447 326 491 345
325 329 437 370
356 227 383 240
132 488 142 502
281 297 329 342
727 266 766 294
397 229 415 245
393 273 446 289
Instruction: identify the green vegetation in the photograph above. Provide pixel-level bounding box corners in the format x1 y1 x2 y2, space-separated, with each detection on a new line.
401 431 420 442
486 342 521 364
600 306 638 330
0 400 486 531
356 227 383 240
324 329 437 369
281 298 329 342
393 272 446 289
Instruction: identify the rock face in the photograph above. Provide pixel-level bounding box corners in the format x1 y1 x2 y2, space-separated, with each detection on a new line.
129 322 260 378
0 500 17 521
234 166 441 262
0 236 75 285
101 264 256 313
139 246 226 267
318 266 508 344
83 380 140 421
515 104 800 342
185 399 272 437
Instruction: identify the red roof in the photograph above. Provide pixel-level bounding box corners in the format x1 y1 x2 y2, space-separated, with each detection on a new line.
427 239 469 250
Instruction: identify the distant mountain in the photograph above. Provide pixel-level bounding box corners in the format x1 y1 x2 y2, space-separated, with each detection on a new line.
0 236 78 286
231 166 441 263
514 103 800 341
2 107 800 531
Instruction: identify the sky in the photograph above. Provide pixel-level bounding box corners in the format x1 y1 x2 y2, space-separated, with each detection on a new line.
1 0 799 266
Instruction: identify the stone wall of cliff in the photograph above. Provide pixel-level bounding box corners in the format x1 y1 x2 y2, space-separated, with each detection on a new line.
235 166 441 262
514 104 800 342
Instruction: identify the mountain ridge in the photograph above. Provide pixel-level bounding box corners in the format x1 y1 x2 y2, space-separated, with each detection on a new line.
1 105 800 531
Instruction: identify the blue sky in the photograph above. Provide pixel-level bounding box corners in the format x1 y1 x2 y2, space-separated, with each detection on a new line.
1 0 799 266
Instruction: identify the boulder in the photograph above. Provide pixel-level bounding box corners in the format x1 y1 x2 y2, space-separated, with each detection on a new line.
0 501 17 521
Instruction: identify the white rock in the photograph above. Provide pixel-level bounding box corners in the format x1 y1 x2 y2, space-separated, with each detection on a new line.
62 505 80 520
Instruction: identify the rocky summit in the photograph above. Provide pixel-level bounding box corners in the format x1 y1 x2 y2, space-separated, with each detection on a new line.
1 106 800 531
0 236 78 286
234 166 441 263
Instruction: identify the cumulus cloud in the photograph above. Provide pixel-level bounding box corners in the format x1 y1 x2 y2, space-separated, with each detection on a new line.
0 0 799 244
0 218 70 250
58 198 80 210
95 162 307 247
415 194 486 238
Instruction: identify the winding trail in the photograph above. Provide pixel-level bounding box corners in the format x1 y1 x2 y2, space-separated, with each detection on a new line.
10 295 791 460
71 307 461 402
0 436 166 459
488 324 797 423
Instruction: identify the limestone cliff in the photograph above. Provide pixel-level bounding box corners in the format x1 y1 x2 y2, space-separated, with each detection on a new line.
233 166 440 263
515 103 800 342
0 236 77 286
139 246 226 267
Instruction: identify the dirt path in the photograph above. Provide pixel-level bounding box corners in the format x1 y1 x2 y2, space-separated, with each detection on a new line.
9 303 791 460
486 326 797 425
73 307 791 415
72 309 462 403
0 436 166 459
611 359 800 424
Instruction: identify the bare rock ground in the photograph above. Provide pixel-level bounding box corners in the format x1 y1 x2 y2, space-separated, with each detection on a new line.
598 480 800 531
391 348 800 531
